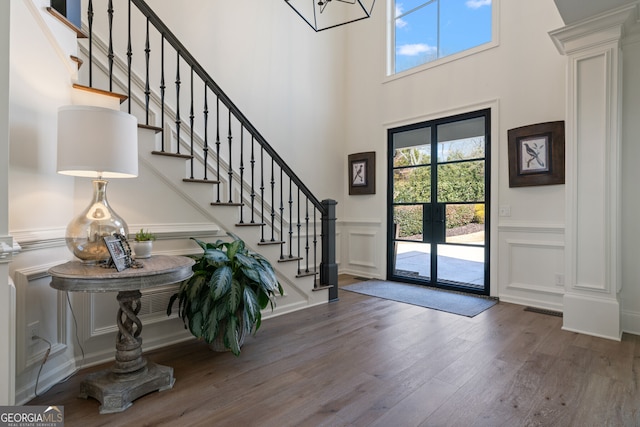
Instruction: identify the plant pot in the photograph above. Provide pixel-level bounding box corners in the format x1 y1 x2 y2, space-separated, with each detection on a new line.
132 240 153 259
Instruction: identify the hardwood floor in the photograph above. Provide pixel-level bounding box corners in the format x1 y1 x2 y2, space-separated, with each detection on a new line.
29 275 640 426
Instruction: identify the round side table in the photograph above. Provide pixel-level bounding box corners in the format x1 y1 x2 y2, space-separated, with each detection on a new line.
49 255 194 414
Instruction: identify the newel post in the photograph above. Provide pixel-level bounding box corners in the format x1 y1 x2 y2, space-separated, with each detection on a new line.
320 199 338 301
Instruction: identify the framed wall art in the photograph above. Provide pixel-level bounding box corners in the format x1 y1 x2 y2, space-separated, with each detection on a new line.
348 151 375 195
508 121 565 187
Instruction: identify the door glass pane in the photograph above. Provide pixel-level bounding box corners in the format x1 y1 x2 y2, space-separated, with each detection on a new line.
393 127 432 167
445 204 485 245
394 205 423 241
393 166 431 203
436 243 484 287
437 117 485 162
437 160 484 203
394 241 430 280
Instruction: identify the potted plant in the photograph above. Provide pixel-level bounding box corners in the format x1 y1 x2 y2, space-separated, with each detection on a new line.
132 228 156 259
167 234 283 356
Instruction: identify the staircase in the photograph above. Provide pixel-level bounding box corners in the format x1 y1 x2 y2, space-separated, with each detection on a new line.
48 0 338 308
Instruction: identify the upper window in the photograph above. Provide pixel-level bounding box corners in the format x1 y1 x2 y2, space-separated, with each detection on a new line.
392 0 493 75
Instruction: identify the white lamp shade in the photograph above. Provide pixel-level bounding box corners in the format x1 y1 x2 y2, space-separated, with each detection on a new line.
57 105 138 178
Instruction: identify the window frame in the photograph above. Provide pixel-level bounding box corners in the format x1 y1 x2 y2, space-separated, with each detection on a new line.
386 0 500 79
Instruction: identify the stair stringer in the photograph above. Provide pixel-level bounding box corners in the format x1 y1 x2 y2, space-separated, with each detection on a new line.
138 128 329 317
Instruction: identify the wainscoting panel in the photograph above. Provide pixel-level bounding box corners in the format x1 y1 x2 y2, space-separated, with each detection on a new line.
340 219 383 278
498 223 565 311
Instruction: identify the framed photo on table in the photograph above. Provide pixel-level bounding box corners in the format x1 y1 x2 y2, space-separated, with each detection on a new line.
508 121 565 187
348 151 375 195
104 235 129 271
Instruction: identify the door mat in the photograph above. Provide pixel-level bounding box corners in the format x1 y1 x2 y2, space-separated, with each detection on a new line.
342 280 497 317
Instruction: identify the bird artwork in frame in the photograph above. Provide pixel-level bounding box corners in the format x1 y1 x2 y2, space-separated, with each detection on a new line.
508 121 565 187
348 151 375 195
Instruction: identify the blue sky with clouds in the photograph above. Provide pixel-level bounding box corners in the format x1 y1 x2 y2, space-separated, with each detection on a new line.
394 0 492 73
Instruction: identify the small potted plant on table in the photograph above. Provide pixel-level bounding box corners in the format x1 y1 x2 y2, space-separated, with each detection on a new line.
132 228 156 259
167 234 283 356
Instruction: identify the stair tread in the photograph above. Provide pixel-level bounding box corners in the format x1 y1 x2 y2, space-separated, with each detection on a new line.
211 202 243 207
183 178 220 184
296 271 318 278
70 55 83 70
138 124 162 133
152 150 192 159
278 256 303 263
72 84 127 103
46 7 88 38
236 222 266 227
257 240 285 246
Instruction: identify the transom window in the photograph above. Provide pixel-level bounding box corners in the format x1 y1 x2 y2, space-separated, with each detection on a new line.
392 0 493 74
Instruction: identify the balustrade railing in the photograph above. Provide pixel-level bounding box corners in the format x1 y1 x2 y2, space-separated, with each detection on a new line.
80 0 337 298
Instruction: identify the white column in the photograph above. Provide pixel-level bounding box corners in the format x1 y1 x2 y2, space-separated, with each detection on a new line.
0 0 15 405
550 4 638 340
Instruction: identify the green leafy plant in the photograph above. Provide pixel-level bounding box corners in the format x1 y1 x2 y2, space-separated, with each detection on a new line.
167 234 283 356
134 229 156 241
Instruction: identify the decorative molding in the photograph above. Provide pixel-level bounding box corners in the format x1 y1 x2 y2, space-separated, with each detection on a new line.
11 223 223 252
498 222 565 234
347 230 378 268
549 3 639 55
504 238 565 296
0 235 17 264
13 263 69 373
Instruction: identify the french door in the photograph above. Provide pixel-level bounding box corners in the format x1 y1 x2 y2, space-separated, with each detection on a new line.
387 110 490 295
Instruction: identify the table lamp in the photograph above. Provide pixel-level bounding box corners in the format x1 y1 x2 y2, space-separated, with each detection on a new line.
57 105 138 262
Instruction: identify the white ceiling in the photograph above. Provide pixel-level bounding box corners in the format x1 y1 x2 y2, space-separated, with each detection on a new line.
554 0 636 24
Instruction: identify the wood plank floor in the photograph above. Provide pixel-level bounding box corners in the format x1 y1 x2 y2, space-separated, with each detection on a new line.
29 275 640 426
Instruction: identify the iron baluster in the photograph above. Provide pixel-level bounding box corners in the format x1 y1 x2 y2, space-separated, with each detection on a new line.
250 136 256 223
88 0 93 86
270 158 275 242
160 36 165 152
279 168 284 259
288 177 293 258
203 83 209 181
215 97 221 203
227 110 233 203
239 126 245 223
189 67 195 179
175 51 181 154
297 188 302 274
144 18 150 125
107 0 114 91
260 146 265 241
127 0 132 113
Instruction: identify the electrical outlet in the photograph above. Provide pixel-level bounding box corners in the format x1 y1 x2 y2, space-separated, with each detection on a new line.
27 321 40 345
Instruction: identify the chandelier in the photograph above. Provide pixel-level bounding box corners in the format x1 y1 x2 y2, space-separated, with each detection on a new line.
285 0 376 32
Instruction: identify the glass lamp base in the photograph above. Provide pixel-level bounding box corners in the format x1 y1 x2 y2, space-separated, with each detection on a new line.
66 179 128 262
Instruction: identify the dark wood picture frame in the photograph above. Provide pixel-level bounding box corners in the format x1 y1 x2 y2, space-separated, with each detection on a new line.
348 151 376 195
104 235 129 271
508 121 565 187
